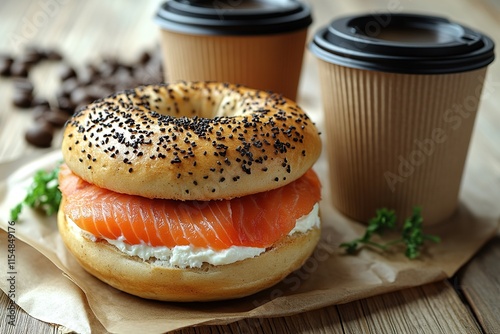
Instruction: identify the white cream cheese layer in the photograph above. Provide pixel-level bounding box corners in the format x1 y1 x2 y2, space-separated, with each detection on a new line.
67 203 320 269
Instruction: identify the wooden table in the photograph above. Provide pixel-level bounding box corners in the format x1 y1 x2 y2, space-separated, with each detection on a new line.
1 0 499 333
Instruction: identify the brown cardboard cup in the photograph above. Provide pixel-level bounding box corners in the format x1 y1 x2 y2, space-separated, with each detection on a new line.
310 14 495 225
158 29 307 100
155 0 312 100
317 63 488 224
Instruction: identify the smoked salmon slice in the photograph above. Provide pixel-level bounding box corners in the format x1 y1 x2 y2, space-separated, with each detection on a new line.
59 164 321 249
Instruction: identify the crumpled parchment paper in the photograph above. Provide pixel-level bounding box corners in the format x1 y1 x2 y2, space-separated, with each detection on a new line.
0 150 497 333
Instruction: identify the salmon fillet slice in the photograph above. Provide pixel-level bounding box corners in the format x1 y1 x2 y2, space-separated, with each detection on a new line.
59 164 321 249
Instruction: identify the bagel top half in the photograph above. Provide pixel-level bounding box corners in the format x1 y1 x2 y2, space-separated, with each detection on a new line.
62 82 321 200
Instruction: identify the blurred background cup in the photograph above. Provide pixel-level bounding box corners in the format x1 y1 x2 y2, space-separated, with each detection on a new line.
310 13 495 225
155 0 312 101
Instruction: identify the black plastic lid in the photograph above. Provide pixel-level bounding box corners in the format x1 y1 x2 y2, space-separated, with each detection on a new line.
309 13 495 74
155 0 312 35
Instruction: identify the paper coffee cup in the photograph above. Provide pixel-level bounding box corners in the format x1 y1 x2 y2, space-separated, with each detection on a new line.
155 0 312 100
310 13 495 225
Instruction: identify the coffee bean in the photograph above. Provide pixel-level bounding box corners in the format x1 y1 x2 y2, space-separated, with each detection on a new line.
85 63 99 76
32 105 52 120
119 62 135 73
59 64 77 81
3 45 164 150
45 49 63 61
31 97 50 108
0 55 13 76
57 95 76 114
78 76 93 87
25 122 54 148
43 109 69 128
87 85 111 100
19 48 43 65
138 51 151 64
13 78 34 94
77 66 96 86
10 61 30 77
98 60 117 77
12 90 33 108
12 94 32 108
12 78 35 108
70 87 97 106
60 77 80 96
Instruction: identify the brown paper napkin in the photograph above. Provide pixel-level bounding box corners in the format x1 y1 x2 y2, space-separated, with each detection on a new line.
0 151 498 333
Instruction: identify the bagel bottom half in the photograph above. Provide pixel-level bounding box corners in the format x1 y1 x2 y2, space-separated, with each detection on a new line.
57 205 321 302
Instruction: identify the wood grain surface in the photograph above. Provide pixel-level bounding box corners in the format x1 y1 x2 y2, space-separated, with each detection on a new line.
0 0 499 333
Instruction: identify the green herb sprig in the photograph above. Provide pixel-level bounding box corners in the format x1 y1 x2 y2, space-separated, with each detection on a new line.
340 207 440 259
10 164 62 221
401 208 441 259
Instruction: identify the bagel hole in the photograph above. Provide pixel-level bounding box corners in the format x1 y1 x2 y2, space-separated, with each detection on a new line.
148 86 246 119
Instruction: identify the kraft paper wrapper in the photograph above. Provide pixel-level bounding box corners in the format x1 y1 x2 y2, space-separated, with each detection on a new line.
159 29 307 100
0 150 498 333
317 61 489 225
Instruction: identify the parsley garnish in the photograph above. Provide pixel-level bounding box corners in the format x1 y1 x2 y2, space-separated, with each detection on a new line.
340 207 440 259
10 164 62 221
401 207 441 259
